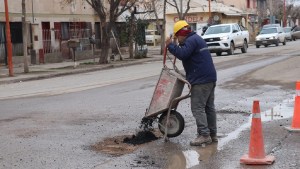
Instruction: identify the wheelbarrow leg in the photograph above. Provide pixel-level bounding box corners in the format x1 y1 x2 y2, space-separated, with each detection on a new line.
163 107 172 142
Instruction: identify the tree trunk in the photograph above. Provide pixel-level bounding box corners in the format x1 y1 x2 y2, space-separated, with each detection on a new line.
128 12 134 59
22 0 29 73
160 0 167 55
98 23 110 64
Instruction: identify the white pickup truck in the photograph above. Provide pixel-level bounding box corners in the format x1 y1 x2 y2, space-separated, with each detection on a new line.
202 23 249 56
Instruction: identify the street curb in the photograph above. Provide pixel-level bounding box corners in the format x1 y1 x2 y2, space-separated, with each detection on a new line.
0 57 163 85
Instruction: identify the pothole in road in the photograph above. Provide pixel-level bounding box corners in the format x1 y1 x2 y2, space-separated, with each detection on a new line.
91 130 161 156
91 119 162 156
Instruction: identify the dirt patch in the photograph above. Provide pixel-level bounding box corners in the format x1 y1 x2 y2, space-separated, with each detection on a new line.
91 135 138 156
91 129 162 156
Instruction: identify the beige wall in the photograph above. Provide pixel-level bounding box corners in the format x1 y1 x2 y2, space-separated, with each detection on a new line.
221 0 257 14
221 0 246 9
0 0 98 55
165 13 210 37
0 0 95 14
0 0 96 22
165 12 242 37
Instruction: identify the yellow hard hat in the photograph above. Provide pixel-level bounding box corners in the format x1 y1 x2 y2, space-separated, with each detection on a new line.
173 20 189 35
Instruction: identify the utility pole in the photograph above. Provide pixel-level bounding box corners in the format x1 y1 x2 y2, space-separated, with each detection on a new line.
22 0 29 73
4 0 14 76
208 0 211 24
269 0 273 24
180 0 183 19
283 0 286 27
32 0 34 23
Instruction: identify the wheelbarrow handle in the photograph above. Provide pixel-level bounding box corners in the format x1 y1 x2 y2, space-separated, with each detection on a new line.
163 46 167 66
164 47 177 67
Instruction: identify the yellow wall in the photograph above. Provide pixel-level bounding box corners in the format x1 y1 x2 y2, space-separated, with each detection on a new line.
165 13 210 36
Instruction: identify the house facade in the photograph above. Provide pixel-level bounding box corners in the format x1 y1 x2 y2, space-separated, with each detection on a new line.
0 0 99 64
1 0 267 65
165 0 247 37
221 0 263 42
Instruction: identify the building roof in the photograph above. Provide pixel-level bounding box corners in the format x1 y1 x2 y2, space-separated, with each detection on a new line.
117 0 247 22
166 0 245 16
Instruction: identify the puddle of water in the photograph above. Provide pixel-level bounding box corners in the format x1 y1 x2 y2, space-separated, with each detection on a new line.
218 98 294 150
91 129 161 156
183 150 199 168
166 143 218 169
261 98 294 122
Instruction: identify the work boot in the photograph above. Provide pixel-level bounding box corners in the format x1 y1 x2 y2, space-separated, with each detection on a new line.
210 134 218 142
190 135 212 146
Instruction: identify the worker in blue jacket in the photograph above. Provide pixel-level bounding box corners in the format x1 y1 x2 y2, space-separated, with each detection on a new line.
165 20 217 146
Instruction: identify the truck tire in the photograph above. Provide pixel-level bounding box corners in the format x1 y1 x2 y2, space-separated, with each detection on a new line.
283 38 286 45
216 52 222 56
256 45 260 48
241 40 248 53
227 42 234 55
275 40 279 46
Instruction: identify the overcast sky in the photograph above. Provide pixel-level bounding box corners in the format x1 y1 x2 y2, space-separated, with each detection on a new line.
289 0 300 5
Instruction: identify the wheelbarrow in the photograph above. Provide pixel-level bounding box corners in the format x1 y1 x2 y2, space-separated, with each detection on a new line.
143 46 191 140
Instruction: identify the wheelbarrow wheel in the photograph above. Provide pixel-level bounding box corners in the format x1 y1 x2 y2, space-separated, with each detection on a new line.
158 110 185 137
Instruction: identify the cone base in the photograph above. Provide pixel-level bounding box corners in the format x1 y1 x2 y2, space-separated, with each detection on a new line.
284 126 300 132
240 154 275 165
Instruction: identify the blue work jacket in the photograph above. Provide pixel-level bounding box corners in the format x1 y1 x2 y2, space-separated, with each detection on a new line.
167 32 217 85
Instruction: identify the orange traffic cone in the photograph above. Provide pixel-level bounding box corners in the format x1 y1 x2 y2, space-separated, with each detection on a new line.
285 81 300 132
240 100 275 165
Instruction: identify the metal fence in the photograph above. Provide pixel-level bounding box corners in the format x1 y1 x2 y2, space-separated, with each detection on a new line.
0 28 95 63
0 43 24 63
41 29 93 54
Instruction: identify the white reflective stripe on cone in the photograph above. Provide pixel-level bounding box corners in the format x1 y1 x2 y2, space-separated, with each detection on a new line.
252 113 261 119
296 90 300 97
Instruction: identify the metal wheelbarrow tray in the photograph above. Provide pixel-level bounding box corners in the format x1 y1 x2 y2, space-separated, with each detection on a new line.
144 63 191 138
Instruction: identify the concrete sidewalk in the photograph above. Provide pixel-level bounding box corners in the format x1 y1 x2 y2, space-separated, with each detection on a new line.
0 51 163 85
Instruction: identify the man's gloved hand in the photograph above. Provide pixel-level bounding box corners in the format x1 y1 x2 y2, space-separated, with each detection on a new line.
165 35 177 47
165 36 172 47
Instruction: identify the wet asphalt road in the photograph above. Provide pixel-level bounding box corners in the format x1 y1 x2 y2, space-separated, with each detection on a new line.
0 41 300 169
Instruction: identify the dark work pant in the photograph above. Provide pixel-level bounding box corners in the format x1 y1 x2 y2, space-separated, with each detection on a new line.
191 82 216 136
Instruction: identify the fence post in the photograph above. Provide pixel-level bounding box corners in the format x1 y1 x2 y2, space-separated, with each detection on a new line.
39 48 44 64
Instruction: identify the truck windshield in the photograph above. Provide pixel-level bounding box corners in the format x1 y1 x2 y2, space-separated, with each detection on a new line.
284 27 291 33
204 25 231 35
260 28 277 34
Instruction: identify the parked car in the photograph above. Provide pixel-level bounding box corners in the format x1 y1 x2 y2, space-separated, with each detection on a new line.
283 27 292 41
255 27 286 48
263 24 281 29
291 26 300 41
202 23 249 56
145 30 161 46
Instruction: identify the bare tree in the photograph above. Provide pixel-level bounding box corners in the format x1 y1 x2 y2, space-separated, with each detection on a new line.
22 0 29 72
167 0 191 20
146 0 191 54
87 0 137 63
268 0 300 26
62 0 136 64
284 0 300 26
